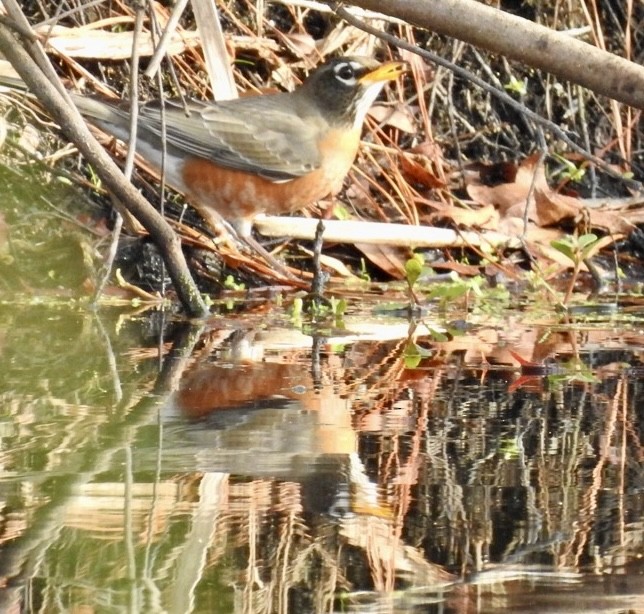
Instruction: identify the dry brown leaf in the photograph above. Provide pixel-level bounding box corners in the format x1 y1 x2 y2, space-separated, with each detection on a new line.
399 48 432 78
344 173 375 210
502 200 536 221
399 152 446 190
587 208 635 234
534 187 582 226
536 189 635 234
35 24 199 60
496 216 529 237
282 33 317 58
465 155 637 237
466 154 545 216
353 243 407 279
430 204 499 230
368 104 415 133
467 175 526 214
431 261 482 276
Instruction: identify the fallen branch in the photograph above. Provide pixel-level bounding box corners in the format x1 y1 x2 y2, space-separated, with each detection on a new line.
255 216 521 249
329 0 644 111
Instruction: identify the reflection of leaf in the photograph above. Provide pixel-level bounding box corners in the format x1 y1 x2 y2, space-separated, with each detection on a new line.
404 341 432 368
404 351 421 369
426 274 486 303
429 329 449 342
329 296 347 318
548 372 597 385
427 283 468 300
499 437 520 459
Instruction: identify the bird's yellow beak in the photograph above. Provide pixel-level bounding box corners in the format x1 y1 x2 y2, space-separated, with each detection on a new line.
359 61 408 84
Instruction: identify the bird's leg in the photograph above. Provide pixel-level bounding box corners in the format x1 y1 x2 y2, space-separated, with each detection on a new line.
195 206 302 282
240 233 303 282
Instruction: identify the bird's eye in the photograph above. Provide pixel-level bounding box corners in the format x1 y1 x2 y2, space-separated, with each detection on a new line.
334 63 356 83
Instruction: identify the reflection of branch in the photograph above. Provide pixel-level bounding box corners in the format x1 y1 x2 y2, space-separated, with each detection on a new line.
153 321 206 394
170 473 229 614
93 312 123 403
341 514 454 591
0 321 204 590
565 378 624 566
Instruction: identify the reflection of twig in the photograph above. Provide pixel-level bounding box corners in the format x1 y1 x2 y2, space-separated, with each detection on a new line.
0 320 204 589
153 321 206 394
93 311 123 403
170 473 229 613
562 377 624 567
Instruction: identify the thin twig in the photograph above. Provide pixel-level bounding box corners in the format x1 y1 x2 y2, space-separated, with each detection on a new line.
93 0 146 304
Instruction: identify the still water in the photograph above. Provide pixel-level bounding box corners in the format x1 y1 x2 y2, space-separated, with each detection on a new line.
0 301 642 613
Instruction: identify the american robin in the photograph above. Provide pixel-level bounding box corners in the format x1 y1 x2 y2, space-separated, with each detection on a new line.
72 56 407 270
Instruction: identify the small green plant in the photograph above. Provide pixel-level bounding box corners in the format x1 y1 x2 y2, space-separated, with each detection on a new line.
358 258 371 282
504 75 528 96
551 233 601 305
404 252 425 289
223 275 245 291
404 252 432 308
86 164 102 190
332 202 351 220
426 272 485 308
551 153 586 183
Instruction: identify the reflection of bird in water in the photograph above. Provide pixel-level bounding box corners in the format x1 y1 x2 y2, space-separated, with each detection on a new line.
166 329 395 516
173 331 356 457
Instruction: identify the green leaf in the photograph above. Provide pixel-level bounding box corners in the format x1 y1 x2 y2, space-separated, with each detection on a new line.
405 253 424 288
404 342 422 368
551 239 575 262
504 76 528 96
578 233 599 249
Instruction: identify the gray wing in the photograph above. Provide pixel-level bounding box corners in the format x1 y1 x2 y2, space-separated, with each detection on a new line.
138 95 322 181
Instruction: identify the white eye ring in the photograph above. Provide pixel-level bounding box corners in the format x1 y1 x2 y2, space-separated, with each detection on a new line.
334 62 359 84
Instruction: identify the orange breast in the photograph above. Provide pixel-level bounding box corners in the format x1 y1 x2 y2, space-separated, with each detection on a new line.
180 127 361 224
